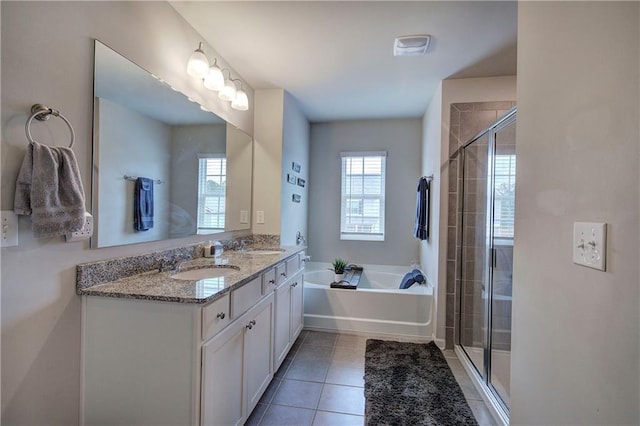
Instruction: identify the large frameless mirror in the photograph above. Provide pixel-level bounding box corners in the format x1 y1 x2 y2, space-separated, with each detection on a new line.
91 40 252 248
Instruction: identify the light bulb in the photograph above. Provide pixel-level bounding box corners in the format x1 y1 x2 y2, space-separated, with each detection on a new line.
186 42 209 79
218 79 237 101
231 89 249 111
204 64 224 91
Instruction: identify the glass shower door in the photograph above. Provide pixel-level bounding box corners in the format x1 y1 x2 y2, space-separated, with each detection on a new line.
459 132 491 381
458 108 516 415
488 117 516 408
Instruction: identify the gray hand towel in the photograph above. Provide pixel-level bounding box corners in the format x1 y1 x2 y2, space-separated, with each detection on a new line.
14 141 86 238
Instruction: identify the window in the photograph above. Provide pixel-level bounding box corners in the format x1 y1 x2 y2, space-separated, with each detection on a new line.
493 154 516 238
197 155 226 233
340 152 386 241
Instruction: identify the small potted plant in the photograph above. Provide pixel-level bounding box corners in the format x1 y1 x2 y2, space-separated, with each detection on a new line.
330 258 348 283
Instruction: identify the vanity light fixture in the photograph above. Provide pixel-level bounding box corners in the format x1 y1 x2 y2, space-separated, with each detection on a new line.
218 72 237 101
231 81 249 111
186 42 249 111
204 59 225 91
186 42 209 78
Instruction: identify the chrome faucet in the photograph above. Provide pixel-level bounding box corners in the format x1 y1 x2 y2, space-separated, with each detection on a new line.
231 239 248 251
296 231 306 246
158 257 184 272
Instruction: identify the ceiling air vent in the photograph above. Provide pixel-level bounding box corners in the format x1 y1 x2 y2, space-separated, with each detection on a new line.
393 35 431 57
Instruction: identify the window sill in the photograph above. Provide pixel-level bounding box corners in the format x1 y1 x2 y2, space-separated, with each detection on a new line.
340 234 385 242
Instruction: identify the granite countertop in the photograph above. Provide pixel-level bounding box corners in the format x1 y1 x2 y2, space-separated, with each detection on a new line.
77 246 305 305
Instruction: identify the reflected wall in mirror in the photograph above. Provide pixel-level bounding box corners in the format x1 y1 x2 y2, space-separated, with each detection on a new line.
92 40 252 248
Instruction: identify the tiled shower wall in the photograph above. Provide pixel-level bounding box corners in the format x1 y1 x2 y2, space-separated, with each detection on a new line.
445 101 516 349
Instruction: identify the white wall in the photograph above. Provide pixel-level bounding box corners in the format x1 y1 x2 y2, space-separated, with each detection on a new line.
96 98 171 246
308 119 422 265
281 92 310 246
0 2 253 423
252 89 284 235
512 2 639 424
421 76 516 344
252 89 310 242
420 82 443 343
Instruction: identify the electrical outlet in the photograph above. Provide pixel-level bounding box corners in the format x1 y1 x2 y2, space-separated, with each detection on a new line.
240 210 249 224
1 210 19 247
65 212 94 242
256 210 265 224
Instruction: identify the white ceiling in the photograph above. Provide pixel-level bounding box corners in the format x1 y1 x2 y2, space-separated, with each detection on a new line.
171 1 517 122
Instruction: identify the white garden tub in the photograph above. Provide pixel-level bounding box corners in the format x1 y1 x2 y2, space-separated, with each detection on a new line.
303 262 433 341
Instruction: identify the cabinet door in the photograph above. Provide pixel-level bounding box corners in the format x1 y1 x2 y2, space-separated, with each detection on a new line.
244 294 274 415
290 272 304 342
273 281 292 370
201 320 245 426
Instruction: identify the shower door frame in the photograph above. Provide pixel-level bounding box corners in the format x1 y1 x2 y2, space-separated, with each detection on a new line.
457 107 516 419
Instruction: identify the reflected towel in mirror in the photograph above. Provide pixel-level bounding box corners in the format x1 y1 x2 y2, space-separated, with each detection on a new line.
134 177 154 231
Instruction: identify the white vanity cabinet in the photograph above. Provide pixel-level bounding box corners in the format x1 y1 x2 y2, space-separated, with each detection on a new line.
81 253 304 426
201 292 273 426
272 253 305 371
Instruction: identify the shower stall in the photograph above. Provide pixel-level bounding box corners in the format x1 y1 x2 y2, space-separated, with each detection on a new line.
456 107 516 418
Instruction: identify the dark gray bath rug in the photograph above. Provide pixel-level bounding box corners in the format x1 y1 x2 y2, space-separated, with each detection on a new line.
364 339 478 426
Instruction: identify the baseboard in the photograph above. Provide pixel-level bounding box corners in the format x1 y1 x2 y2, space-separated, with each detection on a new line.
303 314 432 342
302 325 432 343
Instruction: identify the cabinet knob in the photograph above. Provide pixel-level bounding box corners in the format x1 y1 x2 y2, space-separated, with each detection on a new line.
280 272 287 277
269 279 275 284
216 312 226 320
291 282 298 287
245 319 256 330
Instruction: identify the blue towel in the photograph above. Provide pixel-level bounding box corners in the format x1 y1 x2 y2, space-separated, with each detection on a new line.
414 177 430 240
411 269 425 284
399 272 416 289
400 269 426 289
134 177 154 231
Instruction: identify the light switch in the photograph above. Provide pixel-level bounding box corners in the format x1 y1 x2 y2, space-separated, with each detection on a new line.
573 222 606 271
1 210 19 247
256 210 265 224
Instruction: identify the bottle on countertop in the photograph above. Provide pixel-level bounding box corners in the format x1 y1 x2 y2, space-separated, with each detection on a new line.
213 240 224 258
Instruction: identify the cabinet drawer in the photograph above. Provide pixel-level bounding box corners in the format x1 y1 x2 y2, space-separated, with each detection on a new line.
275 262 287 285
286 256 300 276
202 294 231 341
231 277 262 318
262 268 277 294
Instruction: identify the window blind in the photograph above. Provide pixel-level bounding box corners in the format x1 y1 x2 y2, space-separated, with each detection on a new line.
340 151 386 241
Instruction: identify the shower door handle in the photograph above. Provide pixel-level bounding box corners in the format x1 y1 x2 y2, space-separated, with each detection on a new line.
489 247 497 268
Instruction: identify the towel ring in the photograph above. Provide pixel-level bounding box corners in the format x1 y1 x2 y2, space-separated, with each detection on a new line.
25 103 75 148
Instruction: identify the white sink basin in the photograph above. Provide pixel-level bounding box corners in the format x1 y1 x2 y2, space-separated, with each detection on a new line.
244 249 285 255
171 266 238 281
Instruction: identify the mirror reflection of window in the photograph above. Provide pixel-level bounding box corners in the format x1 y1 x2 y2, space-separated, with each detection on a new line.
494 154 516 239
197 155 227 233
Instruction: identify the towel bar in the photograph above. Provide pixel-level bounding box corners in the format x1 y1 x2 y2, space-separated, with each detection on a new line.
25 104 75 148
124 175 164 184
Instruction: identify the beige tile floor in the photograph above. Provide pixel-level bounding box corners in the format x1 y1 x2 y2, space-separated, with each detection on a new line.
245 330 496 426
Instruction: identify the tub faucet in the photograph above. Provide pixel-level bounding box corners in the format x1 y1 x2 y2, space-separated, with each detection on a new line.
296 231 306 246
